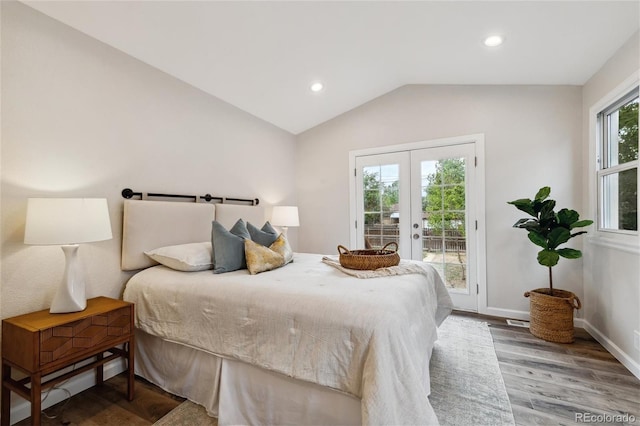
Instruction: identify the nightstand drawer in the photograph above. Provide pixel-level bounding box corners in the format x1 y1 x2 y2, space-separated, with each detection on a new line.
39 306 131 366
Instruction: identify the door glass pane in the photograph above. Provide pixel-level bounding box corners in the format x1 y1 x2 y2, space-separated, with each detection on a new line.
362 164 400 249
364 190 380 212
443 184 466 210
421 158 468 291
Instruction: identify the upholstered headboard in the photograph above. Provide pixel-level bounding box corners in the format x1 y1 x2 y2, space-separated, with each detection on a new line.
121 200 267 271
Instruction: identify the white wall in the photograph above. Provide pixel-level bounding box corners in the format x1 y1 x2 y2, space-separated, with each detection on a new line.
1 1 297 320
296 84 584 316
581 31 640 377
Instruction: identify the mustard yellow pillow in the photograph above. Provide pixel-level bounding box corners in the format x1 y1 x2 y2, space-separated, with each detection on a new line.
245 239 285 275
270 234 294 264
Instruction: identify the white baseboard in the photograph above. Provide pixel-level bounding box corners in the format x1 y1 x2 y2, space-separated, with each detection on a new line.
482 306 530 321
482 306 586 328
9 359 127 425
582 320 640 380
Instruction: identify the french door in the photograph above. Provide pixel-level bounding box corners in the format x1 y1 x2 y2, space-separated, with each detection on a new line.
354 142 478 311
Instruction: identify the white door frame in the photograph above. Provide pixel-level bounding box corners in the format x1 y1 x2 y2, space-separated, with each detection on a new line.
348 133 487 314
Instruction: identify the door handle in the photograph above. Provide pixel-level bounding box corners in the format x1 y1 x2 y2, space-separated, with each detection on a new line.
413 233 420 240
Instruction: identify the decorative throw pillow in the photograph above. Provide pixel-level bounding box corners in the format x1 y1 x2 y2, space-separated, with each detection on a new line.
244 239 285 275
270 234 294 264
144 242 212 272
211 219 251 274
247 221 279 247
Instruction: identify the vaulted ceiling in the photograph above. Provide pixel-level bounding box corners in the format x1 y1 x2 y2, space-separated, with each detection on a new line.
23 1 640 134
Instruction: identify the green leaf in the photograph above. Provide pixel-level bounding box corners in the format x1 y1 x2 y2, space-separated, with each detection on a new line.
521 221 541 232
539 200 557 221
557 248 582 259
537 249 559 267
570 220 593 229
547 227 571 249
527 231 547 248
513 218 536 228
557 209 579 227
507 199 535 217
535 187 551 202
513 218 541 232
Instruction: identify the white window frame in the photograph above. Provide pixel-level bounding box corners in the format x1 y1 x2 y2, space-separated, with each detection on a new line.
588 71 640 254
597 88 638 234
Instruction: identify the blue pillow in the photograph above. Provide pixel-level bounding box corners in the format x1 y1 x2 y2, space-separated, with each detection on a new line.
247 221 279 247
211 219 251 273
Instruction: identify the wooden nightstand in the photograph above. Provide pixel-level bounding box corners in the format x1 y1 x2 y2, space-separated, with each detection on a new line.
1 296 134 426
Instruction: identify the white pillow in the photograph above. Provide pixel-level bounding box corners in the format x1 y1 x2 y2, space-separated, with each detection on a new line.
144 242 213 272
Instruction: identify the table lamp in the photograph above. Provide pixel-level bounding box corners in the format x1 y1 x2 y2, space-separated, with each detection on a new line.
24 198 113 313
270 206 299 238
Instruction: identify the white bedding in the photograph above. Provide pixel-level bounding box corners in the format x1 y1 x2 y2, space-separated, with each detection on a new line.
123 252 453 425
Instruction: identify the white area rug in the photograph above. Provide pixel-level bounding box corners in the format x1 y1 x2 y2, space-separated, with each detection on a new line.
154 399 216 426
155 315 514 425
429 315 515 425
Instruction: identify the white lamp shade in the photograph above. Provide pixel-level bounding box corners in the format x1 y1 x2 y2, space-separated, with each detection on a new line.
24 198 113 245
271 206 299 227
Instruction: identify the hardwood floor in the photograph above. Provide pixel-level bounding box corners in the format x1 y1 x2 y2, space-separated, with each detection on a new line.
13 375 184 426
11 311 640 425
459 311 640 426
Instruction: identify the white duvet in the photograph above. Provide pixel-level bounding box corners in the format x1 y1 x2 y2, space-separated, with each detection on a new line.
123 252 453 425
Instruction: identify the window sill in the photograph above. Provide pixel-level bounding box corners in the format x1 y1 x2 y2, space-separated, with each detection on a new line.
586 235 640 255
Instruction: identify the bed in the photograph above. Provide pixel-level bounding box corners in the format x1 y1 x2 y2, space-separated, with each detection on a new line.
120 199 453 425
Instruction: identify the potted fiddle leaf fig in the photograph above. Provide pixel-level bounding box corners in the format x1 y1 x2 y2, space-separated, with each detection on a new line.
508 186 593 343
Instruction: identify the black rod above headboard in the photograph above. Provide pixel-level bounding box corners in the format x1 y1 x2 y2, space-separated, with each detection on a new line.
121 188 259 205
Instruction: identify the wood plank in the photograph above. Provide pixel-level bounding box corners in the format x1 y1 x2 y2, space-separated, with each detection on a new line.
507 388 624 425
502 372 640 418
490 326 612 354
591 369 640 392
13 375 184 426
493 341 633 375
490 329 618 361
47 391 149 426
497 362 640 405
99 374 184 422
511 404 583 426
496 350 600 381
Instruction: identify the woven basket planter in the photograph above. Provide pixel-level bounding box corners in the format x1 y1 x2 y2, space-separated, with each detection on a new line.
524 288 581 343
337 242 400 270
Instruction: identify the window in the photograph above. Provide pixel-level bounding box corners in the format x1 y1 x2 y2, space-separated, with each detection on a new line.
597 87 639 233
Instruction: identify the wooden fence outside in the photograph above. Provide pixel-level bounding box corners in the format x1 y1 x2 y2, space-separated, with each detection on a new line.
364 224 466 252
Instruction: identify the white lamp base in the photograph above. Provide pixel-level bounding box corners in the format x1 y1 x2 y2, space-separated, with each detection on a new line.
280 226 289 238
50 244 87 313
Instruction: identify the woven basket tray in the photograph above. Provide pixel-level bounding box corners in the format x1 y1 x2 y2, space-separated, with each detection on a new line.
337 242 400 270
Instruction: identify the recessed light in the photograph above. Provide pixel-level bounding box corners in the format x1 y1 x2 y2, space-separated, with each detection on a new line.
483 35 504 47
310 82 324 92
